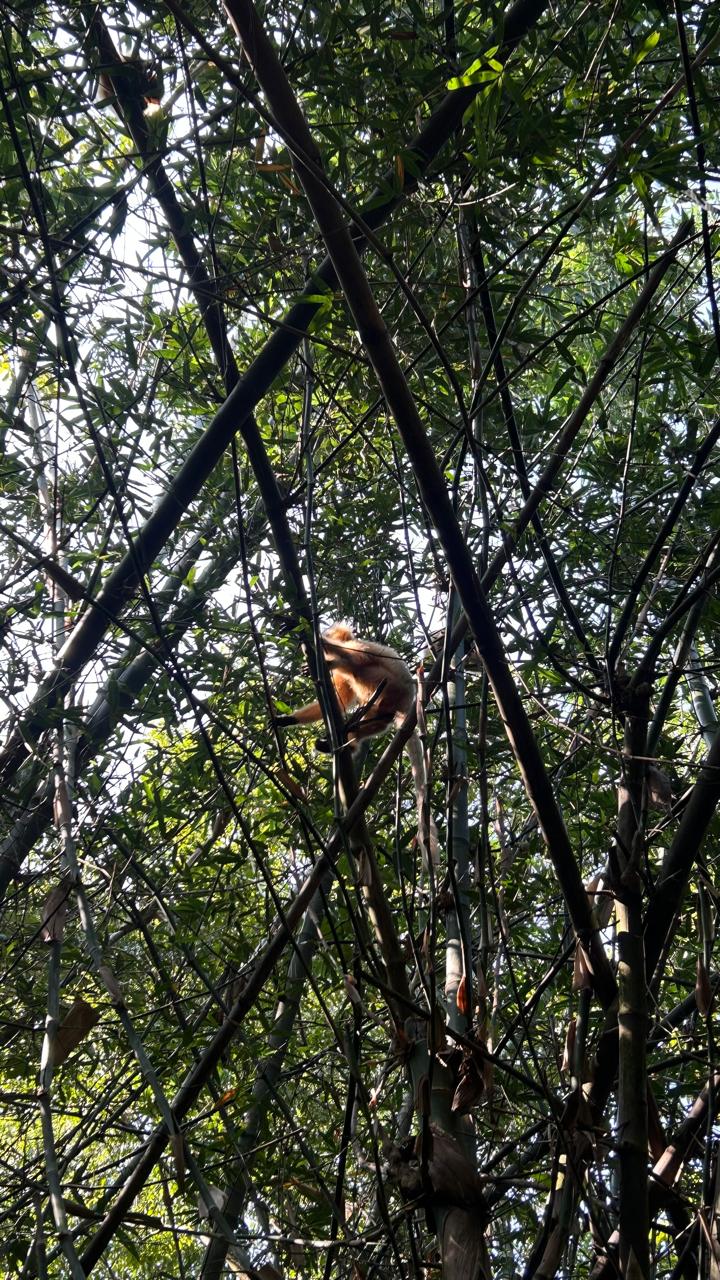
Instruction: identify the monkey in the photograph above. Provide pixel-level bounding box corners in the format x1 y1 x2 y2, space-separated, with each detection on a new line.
97 56 163 125
276 623 438 866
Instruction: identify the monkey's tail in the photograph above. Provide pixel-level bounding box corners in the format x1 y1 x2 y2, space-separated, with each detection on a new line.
404 728 439 870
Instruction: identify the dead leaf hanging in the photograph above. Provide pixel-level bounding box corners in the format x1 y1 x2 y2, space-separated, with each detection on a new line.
50 997 100 1067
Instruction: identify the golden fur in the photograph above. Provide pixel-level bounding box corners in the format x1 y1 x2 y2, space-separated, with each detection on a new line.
279 623 438 864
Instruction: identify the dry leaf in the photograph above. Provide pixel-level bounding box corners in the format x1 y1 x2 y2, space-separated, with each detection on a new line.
647 764 672 811
276 769 307 801
585 872 600 904
50 998 100 1067
356 848 372 887
53 777 72 830
416 1073 430 1115
417 1125 488 1208
213 1087 238 1110
415 663 427 733
572 942 593 991
560 1016 576 1075
451 1049 485 1114
646 1083 665 1161
585 872 615 928
40 880 71 944
441 1205 490 1279
456 974 470 1016
343 974 362 1007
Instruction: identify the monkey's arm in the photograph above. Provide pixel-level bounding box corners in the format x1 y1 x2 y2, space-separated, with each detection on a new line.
275 700 323 726
276 701 347 752
276 671 357 724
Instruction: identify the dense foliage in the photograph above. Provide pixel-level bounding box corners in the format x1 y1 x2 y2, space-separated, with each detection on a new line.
0 0 719 1275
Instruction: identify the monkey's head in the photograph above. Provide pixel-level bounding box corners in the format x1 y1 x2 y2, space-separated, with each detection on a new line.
324 622 354 643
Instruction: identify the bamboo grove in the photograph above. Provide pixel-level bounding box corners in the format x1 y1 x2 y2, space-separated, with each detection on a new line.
0 0 719 1276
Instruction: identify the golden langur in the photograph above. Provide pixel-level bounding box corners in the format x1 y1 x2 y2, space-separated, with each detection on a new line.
276 624 438 865
97 57 163 119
